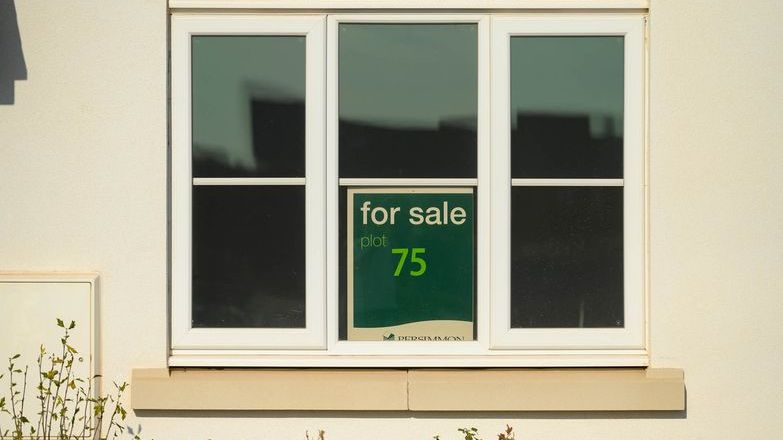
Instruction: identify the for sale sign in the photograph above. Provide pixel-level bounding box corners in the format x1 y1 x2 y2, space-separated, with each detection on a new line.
347 188 475 341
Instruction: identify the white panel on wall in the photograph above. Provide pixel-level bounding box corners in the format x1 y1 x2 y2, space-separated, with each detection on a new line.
0 274 98 429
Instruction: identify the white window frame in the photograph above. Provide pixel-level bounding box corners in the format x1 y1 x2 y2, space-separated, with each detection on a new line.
325 14 491 358
490 15 646 350
169 12 648 367
171 15 327 349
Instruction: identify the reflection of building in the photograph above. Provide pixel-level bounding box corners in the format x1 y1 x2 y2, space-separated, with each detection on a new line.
192 186 306 328
512 112 622 177
192 98 306 327
250 98 304 175
193 98 305 177
339 119 476 177
197 104 625 181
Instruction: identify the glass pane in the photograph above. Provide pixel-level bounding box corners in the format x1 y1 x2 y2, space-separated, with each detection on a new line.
510 187 623 328
192 186 305 328
511 36 624 178
192 36 305 178
339 24 477 178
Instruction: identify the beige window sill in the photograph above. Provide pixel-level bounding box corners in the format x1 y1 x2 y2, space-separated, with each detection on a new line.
131 368 684 411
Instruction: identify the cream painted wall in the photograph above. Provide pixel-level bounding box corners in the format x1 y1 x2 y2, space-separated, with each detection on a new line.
647 0 783 437
1 0 781 439
0 0 169 379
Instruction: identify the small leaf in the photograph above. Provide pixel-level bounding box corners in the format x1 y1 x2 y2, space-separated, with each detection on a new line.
69 320 76 329
11 354 21 360
57 318 65 328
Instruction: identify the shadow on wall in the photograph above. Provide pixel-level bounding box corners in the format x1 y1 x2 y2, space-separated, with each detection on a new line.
0 0 27 105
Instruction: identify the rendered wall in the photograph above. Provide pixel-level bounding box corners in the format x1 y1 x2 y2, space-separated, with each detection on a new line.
0 0 781 438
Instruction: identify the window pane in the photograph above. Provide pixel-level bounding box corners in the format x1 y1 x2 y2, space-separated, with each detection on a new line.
511 36 624 178
192 186 305 328
510 187 623 328
339 24 477 178
192 36 305 178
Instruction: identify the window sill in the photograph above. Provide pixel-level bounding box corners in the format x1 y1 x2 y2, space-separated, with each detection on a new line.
131 367 684 411
167 352 650 368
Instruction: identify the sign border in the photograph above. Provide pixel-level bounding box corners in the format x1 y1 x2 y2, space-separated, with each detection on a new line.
347 187 475 341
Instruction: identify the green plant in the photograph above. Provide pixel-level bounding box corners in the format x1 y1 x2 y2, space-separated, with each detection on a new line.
0 319 135 440
434 425 515 440
305 425 515 440
496 425 515 440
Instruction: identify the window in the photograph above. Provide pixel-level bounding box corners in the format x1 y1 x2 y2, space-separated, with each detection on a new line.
171 13 646 366
490 17 645 350
172 16 326 349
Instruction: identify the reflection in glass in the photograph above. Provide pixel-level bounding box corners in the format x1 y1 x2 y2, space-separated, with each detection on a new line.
339 24 477 178
192 36 305 178
510 187 623 328
511 37 624 178
192 186 305 328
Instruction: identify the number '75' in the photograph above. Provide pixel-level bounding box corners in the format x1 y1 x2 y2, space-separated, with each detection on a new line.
391 248 427 277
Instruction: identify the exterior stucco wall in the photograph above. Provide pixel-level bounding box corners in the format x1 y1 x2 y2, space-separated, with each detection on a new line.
1 0 781 438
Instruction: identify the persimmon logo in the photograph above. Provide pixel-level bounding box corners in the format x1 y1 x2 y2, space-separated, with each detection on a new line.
380 333 466 341
398 336 465 341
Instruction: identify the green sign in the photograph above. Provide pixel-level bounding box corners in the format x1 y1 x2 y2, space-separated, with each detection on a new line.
347 188 474 341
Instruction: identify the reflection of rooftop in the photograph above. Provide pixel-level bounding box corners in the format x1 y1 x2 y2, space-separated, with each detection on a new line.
339 118 477 178
244 79 303 104
193 101 622 179
440 116 477 131
512 112 622 178
193 98 305 178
